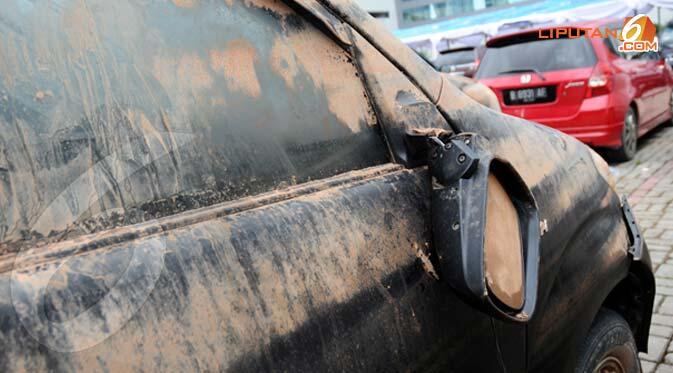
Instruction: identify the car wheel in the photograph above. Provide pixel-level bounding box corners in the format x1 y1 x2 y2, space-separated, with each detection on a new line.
575 309 640 373
612 107 638 162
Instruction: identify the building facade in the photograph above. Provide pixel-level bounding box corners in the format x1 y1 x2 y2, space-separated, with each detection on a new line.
355 0 530 30
356 0 399 29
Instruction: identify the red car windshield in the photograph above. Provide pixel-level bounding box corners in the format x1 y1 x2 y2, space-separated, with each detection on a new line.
476 35 597 79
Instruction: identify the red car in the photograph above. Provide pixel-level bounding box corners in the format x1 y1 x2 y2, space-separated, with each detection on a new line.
476 19 673 161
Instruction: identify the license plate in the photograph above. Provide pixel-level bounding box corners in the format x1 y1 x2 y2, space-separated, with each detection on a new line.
504 86 556 105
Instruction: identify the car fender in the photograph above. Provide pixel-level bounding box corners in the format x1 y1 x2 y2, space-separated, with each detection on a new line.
528 205 648 372
434 76 654 372
610 70 638 121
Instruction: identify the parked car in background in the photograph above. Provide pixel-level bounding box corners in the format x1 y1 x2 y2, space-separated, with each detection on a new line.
434 46 481 77
659 21 673 65
0 2 654 372
476 19 673 161
418 49 500 110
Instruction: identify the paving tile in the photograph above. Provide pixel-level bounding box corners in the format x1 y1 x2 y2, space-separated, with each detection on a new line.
652 246 673 254
656 296 666 313
656 364 673 373
652 313 673 326
640 336 669 362
653 324 673 339
651 251 668 264
664 279 673 288
658 265 673 279
660 298 673 315
643 360 657 373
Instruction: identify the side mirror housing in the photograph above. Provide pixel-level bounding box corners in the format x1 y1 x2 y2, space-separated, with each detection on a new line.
410 131 541 322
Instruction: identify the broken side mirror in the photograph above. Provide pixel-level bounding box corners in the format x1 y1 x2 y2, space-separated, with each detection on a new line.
408 131 540 322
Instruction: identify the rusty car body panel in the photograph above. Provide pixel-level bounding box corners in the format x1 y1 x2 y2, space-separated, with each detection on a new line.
0 0 654 372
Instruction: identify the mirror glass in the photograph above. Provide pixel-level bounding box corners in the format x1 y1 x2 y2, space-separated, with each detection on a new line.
484 173 525 310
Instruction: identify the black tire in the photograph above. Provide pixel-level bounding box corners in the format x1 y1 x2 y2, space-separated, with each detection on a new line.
611 107 638 162
575 309 640 373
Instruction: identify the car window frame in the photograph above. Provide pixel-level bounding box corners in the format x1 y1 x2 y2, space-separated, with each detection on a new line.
0 0 395 248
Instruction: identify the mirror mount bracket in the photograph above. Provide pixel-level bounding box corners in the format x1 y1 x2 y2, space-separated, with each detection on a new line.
430 134 480 184
406 130 540 323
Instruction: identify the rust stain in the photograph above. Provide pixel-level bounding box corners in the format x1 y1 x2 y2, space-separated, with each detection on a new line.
210 39 261 98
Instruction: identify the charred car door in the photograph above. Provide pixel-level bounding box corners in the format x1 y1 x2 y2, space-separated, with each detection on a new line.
324 2 653 373
0 0 509 372
0 1 653 372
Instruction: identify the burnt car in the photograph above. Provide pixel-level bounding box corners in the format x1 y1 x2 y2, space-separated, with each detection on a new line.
0 1 654 372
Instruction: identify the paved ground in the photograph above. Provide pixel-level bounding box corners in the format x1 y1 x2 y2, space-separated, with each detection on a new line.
606 124 673 372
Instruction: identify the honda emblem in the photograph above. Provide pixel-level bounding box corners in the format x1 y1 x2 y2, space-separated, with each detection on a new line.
520 74 532 84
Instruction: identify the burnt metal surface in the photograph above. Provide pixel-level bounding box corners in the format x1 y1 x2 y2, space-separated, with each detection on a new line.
434 75 654 372
0 168 503 372
0 1 504 371
282 4 650 368
0 0 655 372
